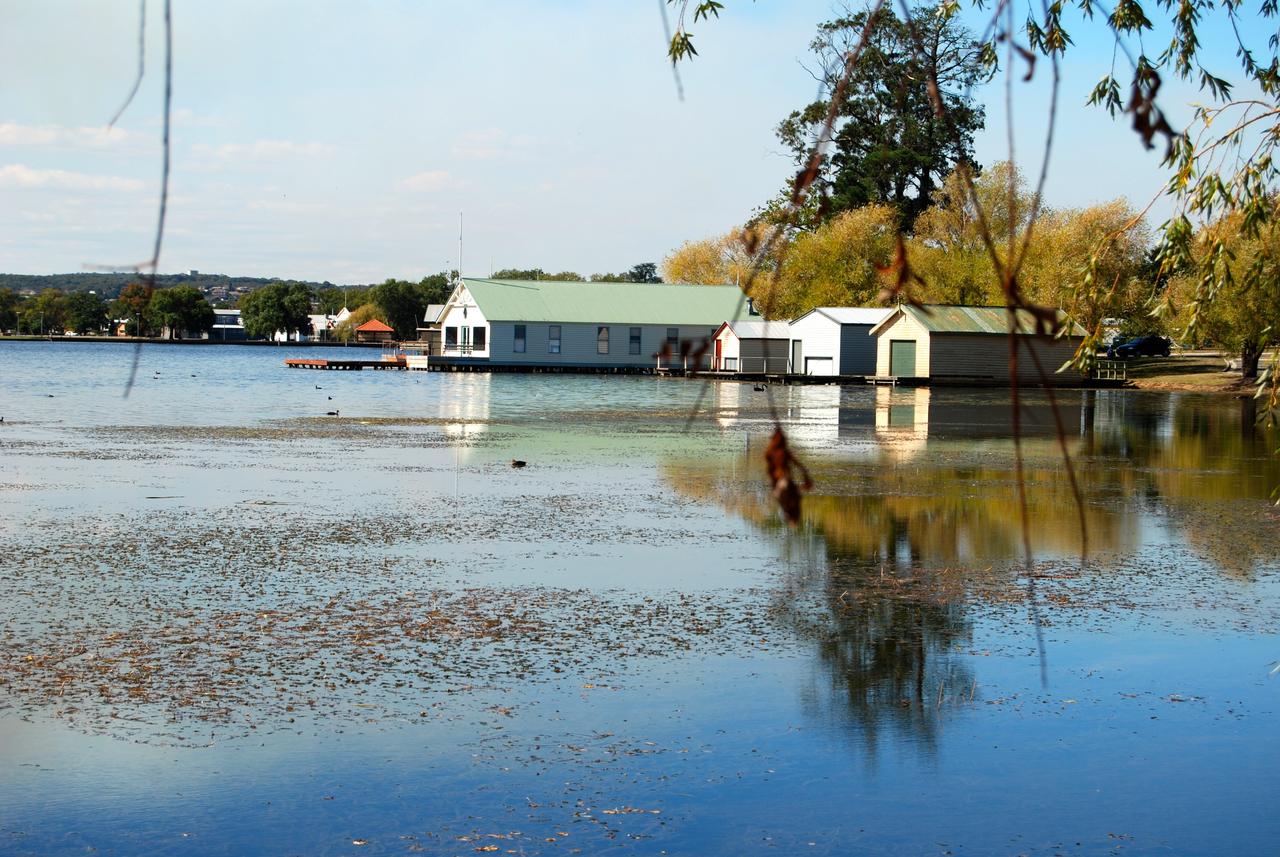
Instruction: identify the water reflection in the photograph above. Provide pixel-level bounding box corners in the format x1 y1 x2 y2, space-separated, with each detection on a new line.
667 388 1279 755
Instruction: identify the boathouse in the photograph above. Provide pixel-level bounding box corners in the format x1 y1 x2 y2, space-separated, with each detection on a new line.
414 303 446 354
711 321 792 373
786 307 892 376
433 278 755 370
355 318 396 343
869 304 1087 385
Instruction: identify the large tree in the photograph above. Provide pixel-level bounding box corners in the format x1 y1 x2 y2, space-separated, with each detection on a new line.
22 289 68 335
773 4 988 227
147 286 215 340
109 282 154 336
64 291 109 334
1170 211 1280 379
239 282 314 340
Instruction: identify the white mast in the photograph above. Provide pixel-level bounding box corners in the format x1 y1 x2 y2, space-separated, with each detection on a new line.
458 211 463 284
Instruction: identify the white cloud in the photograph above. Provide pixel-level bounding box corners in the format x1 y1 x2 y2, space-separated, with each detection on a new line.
450 128 535 160
0 122 136 149
192 140 336 162
0 164 145 192
401 170 463 191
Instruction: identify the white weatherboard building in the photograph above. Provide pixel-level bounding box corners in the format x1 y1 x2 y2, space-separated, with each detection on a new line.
869 304 1086 384
786 307 892 376
434 279 754 369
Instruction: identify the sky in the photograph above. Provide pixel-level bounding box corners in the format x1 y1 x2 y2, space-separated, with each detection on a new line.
0 1 1262 284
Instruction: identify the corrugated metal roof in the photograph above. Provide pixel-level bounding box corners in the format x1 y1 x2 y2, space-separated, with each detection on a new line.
422 303 446 324
460 279 752 325
900 305 1086 337
811 307 894 326
726 320 792 339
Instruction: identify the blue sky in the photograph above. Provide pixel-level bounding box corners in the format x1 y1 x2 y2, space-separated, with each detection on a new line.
0 1 1259 284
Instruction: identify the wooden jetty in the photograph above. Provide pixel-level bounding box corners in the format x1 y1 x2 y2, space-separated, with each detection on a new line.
285 357 406 371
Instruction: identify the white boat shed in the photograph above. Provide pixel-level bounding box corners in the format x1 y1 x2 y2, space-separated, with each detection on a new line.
787 306 892 376
434 278 754 370
869 304 1087 385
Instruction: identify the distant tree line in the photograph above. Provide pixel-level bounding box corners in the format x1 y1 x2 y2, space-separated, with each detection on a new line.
0 272 337 302
490 262 662 284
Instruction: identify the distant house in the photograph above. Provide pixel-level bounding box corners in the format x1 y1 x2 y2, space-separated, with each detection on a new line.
787 307 892 376
711 321 791 373
210 309 246 341
434 278 755 370
308 313 340 342
869 305 1087 385
355 319 396 343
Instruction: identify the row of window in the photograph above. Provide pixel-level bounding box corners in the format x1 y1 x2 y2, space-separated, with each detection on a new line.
447 325 699 356
513 325 684 356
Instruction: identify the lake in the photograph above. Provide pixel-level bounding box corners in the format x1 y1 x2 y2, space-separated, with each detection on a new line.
0 340 1277 856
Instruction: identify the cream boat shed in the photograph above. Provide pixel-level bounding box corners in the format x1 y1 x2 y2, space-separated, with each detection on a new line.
870 304 1087 385
435 278 755 369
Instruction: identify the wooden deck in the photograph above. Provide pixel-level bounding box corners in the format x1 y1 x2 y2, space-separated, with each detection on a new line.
285 358 406 371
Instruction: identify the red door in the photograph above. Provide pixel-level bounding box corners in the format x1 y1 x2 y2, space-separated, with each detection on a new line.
714 338 722 370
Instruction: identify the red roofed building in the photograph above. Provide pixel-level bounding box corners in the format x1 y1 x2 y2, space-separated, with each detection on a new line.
355 319 395 343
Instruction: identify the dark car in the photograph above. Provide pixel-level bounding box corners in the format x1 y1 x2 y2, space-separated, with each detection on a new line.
1108 335 1171 359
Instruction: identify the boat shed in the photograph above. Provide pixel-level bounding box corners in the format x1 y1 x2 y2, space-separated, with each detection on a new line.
435 278 754 370
414 303 447 354
869 304 1087 385
355 318 396 343
787 307 892 376
712 321 792 373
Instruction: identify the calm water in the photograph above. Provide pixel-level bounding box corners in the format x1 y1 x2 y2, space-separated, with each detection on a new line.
1 341 1278 856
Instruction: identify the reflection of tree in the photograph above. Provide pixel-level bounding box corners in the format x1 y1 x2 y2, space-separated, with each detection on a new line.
1086 393 1280 578
780 549 975 760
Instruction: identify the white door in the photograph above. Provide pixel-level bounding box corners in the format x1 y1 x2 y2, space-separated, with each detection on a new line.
805 357 834 376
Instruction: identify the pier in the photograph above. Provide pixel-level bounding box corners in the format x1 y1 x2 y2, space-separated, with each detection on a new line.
285 357 406 371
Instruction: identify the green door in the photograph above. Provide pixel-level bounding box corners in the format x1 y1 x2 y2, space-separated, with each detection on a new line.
889 340 917 376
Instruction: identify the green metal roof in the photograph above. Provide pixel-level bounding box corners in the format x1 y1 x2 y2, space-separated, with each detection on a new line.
460 279 753 325
898 304 1087 337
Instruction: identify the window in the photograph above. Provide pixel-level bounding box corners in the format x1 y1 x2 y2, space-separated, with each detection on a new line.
666 328 679 350
444 327 458 347
724 357 738 371
597 326 610 354
473 326 486 350
629 327 641 355
548 325 561 354
514 324 526 353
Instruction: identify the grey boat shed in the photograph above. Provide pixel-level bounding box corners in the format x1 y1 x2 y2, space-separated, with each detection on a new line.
434 278 755 370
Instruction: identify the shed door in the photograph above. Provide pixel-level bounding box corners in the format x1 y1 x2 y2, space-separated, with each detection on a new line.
805 357 833 376
889 340 917 376
791 341 803 373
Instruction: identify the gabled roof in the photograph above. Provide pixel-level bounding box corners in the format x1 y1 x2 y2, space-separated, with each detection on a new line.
355 319 394 332
456 278 753 325
869 304 1087 337
422 303 446 325
719 320 792 340
793 306 894 326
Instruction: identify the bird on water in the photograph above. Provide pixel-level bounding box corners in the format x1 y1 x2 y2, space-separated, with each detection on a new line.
510 459 527 468
326 410 339 417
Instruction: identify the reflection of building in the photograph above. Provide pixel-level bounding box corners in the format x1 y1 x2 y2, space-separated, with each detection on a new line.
874 387 930 457
870 305 1086 385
